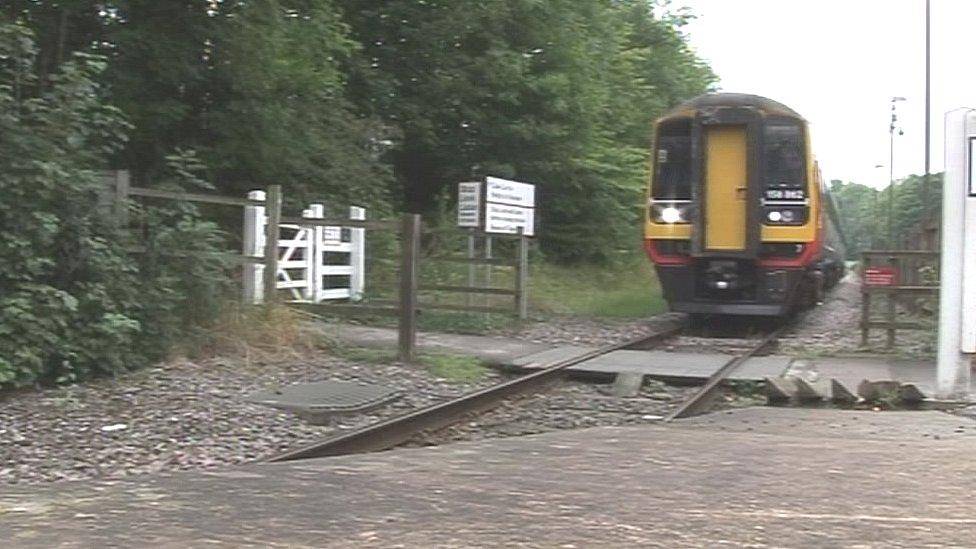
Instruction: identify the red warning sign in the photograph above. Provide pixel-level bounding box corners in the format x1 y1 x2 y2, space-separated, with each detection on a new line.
864 266 898 287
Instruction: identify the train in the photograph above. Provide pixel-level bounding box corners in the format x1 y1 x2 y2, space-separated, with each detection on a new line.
643 93 846 318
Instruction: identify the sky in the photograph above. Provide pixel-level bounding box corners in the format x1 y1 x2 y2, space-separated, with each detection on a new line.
675 0 976 189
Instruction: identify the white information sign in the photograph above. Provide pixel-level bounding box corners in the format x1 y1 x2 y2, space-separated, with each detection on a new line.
457 182 482 227
486 176 535 208
485 203 535 236
484 176 536 236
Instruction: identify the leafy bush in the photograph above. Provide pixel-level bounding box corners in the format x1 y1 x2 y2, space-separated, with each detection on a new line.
0 23 230 386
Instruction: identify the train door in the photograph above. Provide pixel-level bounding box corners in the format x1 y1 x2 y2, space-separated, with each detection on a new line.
704 125 748 251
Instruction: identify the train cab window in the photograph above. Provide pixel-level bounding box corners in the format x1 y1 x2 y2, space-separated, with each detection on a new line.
653 119 693 200
764 122 805 191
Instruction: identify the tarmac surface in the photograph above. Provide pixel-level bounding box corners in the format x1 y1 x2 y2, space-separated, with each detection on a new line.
3 407 976 548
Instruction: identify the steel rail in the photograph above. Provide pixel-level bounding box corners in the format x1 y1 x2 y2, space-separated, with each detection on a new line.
663 325 787 422
266 324 685 463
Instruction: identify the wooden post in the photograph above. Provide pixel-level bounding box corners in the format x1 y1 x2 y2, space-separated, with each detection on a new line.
514 229 529 320
860 252 870 346
263 185 283 306
398 213 421 362
466 231 476 307
861 289 871 346
886 255 898 349
113 170 130 228
484 235 493 313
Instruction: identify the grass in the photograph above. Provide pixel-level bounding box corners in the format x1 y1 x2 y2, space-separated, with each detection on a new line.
528 253 667 317
422 353 491 383
332 345 491 383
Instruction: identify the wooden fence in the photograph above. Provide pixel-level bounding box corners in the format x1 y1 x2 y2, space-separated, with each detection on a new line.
860 250 939 349
102 173 532 362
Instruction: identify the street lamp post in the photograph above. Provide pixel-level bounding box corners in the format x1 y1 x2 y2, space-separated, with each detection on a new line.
888 96 906 249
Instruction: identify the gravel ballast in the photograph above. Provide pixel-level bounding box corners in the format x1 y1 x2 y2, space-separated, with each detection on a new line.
5 285 885 487
0 352 501 486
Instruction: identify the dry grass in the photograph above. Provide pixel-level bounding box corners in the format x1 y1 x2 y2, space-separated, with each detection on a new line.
204 303 330 363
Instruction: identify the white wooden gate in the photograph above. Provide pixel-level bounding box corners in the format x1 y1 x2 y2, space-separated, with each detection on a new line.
242 190 365 304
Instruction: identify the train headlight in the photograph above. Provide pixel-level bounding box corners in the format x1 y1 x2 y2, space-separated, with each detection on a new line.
661 207 682 223
763 206 807 225
651 202 691 224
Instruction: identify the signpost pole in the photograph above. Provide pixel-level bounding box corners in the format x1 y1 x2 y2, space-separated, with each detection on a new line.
466 230 475 307
484 235 493 313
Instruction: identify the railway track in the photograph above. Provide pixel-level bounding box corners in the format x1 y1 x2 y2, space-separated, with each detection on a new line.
267 321 786 463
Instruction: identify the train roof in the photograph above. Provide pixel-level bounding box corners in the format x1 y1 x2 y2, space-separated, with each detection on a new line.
662 93 804 120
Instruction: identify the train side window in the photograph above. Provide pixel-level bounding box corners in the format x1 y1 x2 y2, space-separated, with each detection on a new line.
653 119 693 200
764 122 805 189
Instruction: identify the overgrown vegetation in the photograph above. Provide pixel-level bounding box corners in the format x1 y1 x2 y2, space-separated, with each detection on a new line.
0 1 713 386
0 25 229 386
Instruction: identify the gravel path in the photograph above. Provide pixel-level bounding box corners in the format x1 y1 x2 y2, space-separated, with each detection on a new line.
779 275 936 358
500 312 686 346
0 351 501 486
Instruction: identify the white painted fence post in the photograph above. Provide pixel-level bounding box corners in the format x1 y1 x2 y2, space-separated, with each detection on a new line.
243 190 266 304
349 206 366 301
307 204 326 302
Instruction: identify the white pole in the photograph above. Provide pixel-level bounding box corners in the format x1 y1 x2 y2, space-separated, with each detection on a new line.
308 204 325 302
301 206 320 302
937 109 973 398
349 206 366 301
243 190 266 304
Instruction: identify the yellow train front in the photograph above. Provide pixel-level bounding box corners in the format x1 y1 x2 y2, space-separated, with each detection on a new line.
644 93 844 318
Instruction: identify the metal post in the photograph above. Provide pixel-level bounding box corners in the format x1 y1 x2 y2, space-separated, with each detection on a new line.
243 190 266 304
514 229 529 320
923 0 931 216
263 185 282 306
398 213 421 362
888 97 905 248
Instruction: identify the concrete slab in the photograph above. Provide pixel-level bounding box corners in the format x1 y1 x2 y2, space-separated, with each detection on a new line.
787 356 939 397
611 372 645 397
329 324 552 364
5 408 976 547
512 348 792 381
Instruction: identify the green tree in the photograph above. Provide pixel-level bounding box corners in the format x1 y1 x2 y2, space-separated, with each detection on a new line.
3 0 392 210
831 179 880 256
343 0 714 261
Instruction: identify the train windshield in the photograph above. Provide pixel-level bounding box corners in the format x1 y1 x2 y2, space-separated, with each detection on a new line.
653 119 693 200
764 121 806 190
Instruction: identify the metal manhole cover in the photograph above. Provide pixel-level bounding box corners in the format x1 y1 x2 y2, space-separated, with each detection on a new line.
246 380 401 424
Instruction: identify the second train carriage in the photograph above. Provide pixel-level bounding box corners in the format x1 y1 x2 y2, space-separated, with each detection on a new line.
643 93 845 318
